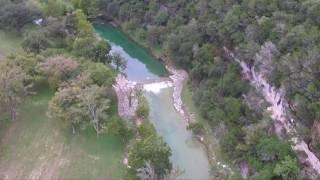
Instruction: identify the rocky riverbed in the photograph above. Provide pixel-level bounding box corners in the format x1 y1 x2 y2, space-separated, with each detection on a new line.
113 65 191 124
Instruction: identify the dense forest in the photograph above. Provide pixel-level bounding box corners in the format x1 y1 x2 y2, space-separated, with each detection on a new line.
90 0 319 179
0 0 319 179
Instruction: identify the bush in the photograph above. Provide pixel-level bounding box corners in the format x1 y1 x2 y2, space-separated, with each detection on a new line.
187 122 204 134
22 30 49 53
87 63 114 86
136 97 150 118
105 116 132 142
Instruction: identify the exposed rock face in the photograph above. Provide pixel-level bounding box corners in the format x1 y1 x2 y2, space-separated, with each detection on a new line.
166 66 190 124
311 121 320 159
224 44 320 178
113 74 138 119
253 42 278 80
136 161 156 180
239 160 249 180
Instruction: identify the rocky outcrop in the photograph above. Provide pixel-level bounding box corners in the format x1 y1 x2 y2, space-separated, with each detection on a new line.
224 44 320 178
166 66 190 124
311 122 320 160
239 160 249 180
113 74 139 119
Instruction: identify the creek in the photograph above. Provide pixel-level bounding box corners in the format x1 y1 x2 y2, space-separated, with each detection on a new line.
94 23 210 179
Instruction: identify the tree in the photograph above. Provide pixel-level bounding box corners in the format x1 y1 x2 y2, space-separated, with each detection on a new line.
87 63 114 86
146 26 163 47
49 76 85 134
274 156 300 180
39 56 79 89
256 136 293 162
127 121 172 179
111 53 127 71
72 9 94 36
22 30 49 53
0 63 31 121
42 0 66 17
72 37 111 62
6 54 40 77
78 85 110 134
191 43 216 81
136 97 150 119
222 4 244 44
93 40 111 63
49 73 91 134
0 0 41 31
105 116 132 142
72 0 99 18
72 36 96 58
44 17 67 39
49 74 111 135
154 11 169 25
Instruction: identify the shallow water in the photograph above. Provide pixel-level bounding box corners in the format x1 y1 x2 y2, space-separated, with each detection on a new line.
94 23 210 179
145 89 210 179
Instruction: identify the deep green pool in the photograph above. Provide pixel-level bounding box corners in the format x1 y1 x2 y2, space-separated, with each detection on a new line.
94 23 167 81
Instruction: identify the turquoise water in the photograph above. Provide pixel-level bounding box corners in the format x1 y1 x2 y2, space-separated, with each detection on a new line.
94 23 210 179
94 23 167 81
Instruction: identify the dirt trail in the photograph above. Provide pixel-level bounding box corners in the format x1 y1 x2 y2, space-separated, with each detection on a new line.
224 47 320 178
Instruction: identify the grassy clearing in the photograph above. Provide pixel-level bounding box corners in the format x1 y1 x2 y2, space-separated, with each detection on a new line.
0 31 23 60
0 85 125 179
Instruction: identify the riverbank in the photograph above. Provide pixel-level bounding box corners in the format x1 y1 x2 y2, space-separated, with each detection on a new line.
96 21 212 178
103 20 235 177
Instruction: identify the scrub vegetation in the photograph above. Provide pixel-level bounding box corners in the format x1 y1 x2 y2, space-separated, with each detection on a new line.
0 0 320 179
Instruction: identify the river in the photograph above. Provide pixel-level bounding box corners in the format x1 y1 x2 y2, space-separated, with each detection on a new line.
94 23 210 179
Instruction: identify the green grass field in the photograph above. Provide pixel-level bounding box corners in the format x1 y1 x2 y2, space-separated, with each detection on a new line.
0 85 125 179
0 31 23 60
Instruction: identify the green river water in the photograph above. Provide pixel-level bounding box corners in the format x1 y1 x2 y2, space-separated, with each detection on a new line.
94 23 210 179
